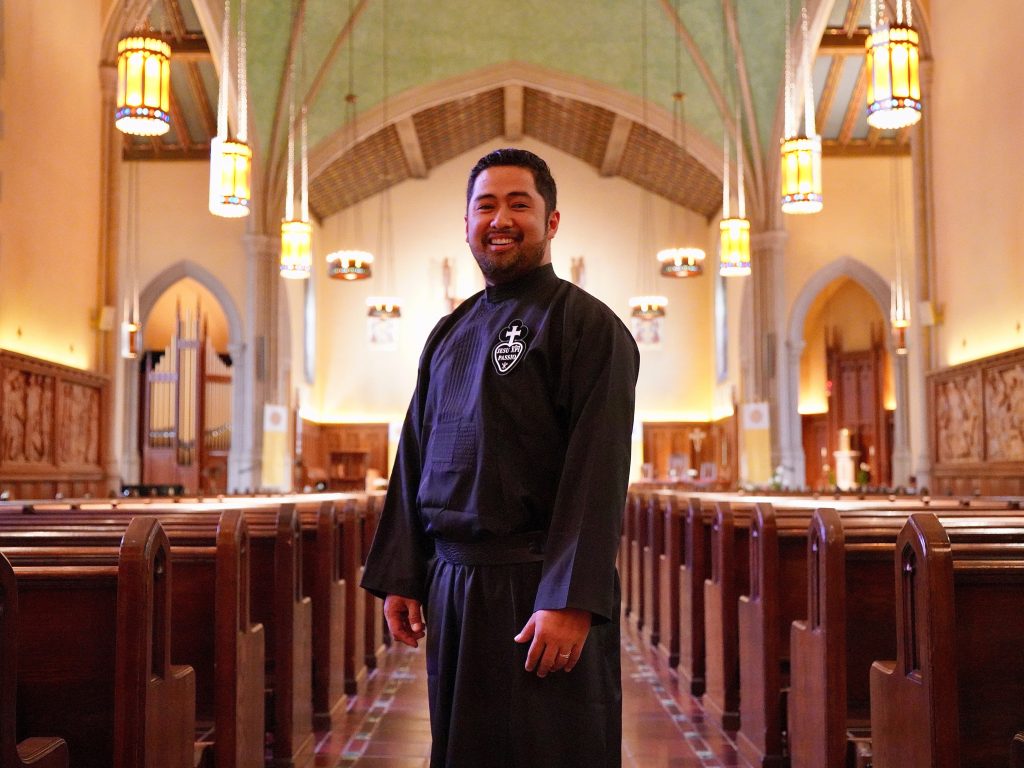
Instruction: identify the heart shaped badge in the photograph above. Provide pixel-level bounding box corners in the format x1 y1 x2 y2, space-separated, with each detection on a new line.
491 319 529 375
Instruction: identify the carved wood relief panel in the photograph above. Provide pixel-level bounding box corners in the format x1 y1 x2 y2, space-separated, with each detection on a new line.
984 361 1024 461
59 381 101 466
930 346 1024 495
2 367 55 465
1 350 106 498
934 372 983 463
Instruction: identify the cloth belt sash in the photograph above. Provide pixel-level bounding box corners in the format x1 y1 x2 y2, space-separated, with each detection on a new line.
434 532 545 566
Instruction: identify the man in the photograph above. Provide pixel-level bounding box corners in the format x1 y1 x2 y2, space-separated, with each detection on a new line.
361 148 638 767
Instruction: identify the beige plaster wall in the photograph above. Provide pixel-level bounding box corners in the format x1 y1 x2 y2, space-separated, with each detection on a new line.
126 160 248 342
0 0 104 370
930 0 1024 366
783 155 913 318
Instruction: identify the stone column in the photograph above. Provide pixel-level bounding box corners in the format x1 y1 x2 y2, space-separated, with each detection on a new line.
890 351 912 486
238 232 281 491
750 229 797 485
98 62 124 493
908 58 936 490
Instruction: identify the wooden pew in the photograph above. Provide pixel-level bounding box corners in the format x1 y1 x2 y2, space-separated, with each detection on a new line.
0 552 70 768
870 513 1024 768
361 493 386 670
3 516 195 768
1 501 310 767
0 509 264 768
678 495 708 696
788 505 1024 768
642 491 666 651
656 491 683 668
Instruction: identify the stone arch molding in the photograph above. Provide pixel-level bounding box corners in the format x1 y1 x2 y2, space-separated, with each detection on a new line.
787 255 894 350
782 255 910 488
139 260 243 347
129 260 248 491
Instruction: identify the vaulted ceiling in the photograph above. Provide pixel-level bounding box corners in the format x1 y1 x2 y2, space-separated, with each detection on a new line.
117 0 927 228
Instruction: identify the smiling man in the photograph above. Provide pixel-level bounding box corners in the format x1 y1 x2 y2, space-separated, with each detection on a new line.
362 148 639 767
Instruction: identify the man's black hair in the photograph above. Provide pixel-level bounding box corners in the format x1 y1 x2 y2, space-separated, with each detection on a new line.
466 148 557 217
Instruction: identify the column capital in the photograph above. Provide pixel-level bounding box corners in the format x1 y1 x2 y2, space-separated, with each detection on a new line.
98 62 118 99
244 232 280 262
751 228 788 254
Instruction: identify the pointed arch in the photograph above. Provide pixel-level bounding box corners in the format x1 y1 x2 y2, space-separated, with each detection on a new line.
140 260 244 347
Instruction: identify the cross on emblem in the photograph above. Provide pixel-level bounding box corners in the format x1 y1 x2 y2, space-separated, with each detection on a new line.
491 319 529 376
502 322 524 345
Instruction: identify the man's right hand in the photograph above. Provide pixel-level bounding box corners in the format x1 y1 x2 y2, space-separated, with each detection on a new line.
384 594 426 647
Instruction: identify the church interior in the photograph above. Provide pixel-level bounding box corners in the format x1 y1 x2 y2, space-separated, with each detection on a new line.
1 0 1023 766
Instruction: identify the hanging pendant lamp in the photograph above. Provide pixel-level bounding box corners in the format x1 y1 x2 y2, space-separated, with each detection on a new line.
209 0 252 218
115 29 171 136
720 103 751 277
866 0 922 129
280 43 312 279
780 1 823 214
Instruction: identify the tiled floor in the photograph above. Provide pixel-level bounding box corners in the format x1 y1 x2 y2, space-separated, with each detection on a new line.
314 620 745 767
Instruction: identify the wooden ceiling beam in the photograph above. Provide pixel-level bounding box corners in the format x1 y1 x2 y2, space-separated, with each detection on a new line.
843 0 866 35
820 28 869 53
395 117 427 178
815 56 844 135
823 139 910 157
503 84 524 141
600 115 632 177
838 60 867 145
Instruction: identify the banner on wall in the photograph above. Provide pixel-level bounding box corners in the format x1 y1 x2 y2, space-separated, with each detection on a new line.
739 401 772 486
261 403 289 490
630 316 663 350
368 316 399 350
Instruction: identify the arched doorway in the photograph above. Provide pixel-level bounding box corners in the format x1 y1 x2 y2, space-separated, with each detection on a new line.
124 263 243 495
786 257 910 490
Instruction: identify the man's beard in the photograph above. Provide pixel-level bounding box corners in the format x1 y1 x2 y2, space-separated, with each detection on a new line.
471 231 548 285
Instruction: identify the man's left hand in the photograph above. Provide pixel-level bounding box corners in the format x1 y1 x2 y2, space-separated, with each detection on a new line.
514 607 591 677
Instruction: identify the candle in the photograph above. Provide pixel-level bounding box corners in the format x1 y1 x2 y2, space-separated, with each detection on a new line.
839 428 850 452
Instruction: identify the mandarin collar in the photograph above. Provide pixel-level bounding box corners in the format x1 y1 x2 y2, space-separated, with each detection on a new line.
484 263 558 303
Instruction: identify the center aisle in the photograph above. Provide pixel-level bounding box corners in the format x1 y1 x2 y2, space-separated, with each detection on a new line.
314 620 744 767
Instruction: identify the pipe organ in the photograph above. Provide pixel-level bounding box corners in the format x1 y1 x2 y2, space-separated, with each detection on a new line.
142 304 232 493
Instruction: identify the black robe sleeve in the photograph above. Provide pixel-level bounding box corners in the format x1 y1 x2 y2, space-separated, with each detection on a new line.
360 317 453 604
532 293 639 623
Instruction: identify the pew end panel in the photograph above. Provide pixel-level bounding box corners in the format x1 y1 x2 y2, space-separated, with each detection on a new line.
737 503 785 768
869 513 959 768
115 516 196 768
788 508 848 768
678 498 707 696
657 495 683 668
703 501 745 732
0 553 70 768
271 505 314 768
308 499 348 729
214 509 266 768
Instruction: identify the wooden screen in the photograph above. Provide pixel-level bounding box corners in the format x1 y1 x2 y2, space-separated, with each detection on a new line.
825 326 891 486
141 304 232 494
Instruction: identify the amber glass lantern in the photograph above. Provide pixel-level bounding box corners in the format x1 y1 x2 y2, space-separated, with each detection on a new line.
280 220 312 279
780 135 823 214
866 24 922 129
719 218 751 277
209 137 252 217
115 32 171 136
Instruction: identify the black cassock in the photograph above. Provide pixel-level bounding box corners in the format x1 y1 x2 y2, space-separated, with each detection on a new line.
362 263 639 767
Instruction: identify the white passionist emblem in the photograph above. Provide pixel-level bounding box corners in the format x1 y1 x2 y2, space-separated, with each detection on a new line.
491 319 529 375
